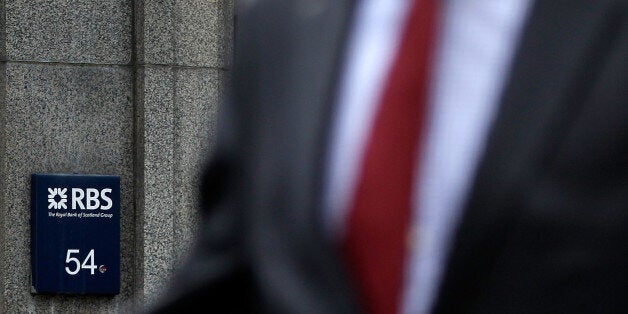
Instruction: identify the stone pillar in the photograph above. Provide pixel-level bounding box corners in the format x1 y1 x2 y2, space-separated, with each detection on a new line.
0 0 233 312
133 0 233 308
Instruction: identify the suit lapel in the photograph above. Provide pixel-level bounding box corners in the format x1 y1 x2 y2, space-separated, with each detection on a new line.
269 0 356 245
433 0 622 311
251 0 361 311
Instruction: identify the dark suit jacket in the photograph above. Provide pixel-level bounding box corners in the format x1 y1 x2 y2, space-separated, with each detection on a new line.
146 0 628 313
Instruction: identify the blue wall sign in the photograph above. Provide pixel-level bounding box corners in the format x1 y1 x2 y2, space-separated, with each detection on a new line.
31 173 120 294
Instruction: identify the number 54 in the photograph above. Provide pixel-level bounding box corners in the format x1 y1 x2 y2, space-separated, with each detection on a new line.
65 249 97 275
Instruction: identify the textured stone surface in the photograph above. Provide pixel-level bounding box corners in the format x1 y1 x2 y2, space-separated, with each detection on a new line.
135 65 225 306
5 0 132 64
172 66 223 241
1 63 133 312
137 0 234 67
135 66 176 306
0 0 6 61
0 0 234 311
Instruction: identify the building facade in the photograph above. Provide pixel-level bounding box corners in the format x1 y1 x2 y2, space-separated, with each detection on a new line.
0 0 234 312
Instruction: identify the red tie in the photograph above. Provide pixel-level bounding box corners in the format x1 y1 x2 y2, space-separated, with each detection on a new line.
341 1 440 313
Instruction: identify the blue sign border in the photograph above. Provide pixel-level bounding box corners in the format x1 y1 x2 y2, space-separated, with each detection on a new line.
31 173 120 295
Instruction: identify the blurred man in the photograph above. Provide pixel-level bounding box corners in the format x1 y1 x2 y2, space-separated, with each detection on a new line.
146 0 628 313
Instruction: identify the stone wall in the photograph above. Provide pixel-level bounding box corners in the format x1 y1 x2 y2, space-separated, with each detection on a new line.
0 0 233 312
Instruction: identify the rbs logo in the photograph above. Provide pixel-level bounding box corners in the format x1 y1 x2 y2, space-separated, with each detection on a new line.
48 188 113 210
